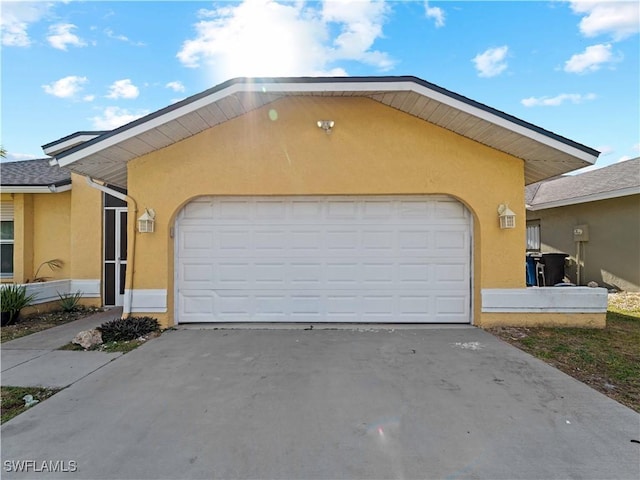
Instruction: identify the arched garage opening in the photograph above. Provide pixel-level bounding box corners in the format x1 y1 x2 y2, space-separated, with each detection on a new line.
174 195 472 324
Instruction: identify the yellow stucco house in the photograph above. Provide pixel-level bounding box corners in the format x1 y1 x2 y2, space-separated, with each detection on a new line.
2 76 608 327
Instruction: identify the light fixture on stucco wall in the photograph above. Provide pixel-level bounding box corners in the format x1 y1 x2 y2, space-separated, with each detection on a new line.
498 204 516 229
317 120 335 134
138 208 155 233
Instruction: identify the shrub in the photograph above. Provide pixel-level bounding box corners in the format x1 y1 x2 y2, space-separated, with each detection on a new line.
1 285 38 325
98 316 160 343
57 290 83 312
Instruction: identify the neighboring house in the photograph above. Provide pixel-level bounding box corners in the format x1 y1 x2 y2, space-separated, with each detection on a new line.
3 76 608 327
526 157 640 292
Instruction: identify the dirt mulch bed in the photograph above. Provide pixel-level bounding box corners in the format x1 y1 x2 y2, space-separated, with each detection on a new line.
1 307 103 343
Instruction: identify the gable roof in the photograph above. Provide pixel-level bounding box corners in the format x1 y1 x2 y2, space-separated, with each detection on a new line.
46 76 599 188
0 158 72 193
526 157 640 210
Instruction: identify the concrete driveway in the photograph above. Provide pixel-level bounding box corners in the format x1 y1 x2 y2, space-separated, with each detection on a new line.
2 326 639 479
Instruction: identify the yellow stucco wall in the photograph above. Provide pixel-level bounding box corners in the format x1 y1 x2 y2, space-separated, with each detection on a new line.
1 176 103 305
32 192 71 280
69 173 102 281
128 96 526 327
482 312 606 328
12 194 34 284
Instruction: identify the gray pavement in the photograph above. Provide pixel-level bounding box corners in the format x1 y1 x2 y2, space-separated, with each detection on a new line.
1 324 639 479
1 308 123 388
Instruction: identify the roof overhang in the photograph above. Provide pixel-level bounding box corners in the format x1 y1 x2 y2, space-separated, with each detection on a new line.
0 183 72 194
42 131 107 157
49 76 600 188
527 185 640 211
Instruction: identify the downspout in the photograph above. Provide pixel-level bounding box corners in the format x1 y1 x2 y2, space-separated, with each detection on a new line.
85 176 137 319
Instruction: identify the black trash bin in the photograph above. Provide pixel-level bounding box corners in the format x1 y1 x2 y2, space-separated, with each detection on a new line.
541 253 568 286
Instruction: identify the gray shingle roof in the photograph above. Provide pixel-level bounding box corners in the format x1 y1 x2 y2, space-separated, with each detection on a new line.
0 158 71 186
526 157 640 208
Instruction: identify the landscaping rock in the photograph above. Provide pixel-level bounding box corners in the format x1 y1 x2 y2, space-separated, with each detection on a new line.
72 329 103 350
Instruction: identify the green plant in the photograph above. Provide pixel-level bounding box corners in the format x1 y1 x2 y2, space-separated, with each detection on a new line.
57 290 83 312
28 259 64 283
0 285 38 326
98 316 160 343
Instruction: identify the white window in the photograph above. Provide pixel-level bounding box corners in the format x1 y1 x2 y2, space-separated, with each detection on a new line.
0 202 14 278
526 221 540 252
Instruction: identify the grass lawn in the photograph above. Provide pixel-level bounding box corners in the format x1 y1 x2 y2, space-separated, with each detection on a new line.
1 386 61 424
489 292 640 413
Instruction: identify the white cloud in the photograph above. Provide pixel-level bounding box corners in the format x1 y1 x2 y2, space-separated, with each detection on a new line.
1 152 39 163
424 1 445 28
616 155 631 163
596 145 615 156
90 107 148 130
104 28 145 46
632 143 640 153
0 2 52 47
42 76 89 98
106 79 140 99
521 93 597 107
472 46 509 78
564 43 620 73
166 81 186 92
570 1 639 41
177 0 393 80
47 23 87 50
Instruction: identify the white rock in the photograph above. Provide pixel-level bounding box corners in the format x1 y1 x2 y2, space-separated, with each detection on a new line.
72 329 103 349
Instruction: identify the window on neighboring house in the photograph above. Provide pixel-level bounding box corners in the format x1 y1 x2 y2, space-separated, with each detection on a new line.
1 202 14 278
0 221 14 277
526 221 541 252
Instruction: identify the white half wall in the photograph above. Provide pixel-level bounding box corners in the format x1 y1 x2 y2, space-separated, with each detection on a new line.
482 287 608 313
18 279 100 305
124 289 167 313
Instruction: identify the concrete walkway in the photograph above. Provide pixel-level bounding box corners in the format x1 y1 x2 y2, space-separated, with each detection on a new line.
1 308 123 388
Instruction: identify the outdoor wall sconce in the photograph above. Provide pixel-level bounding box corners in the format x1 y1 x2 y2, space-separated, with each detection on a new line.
317 120 335 134
138 208 156 233
498 204 516 229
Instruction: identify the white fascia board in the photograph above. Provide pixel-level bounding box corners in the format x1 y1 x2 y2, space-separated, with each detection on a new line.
0 184 72 194
528 186 640 211
43 134 102 156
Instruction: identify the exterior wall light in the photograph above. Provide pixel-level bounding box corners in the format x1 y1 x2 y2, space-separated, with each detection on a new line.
498 204 516 229
317 120 335 134
138 208 155 233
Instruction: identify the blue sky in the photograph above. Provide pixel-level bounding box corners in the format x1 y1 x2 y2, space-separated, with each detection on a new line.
2 0 638 173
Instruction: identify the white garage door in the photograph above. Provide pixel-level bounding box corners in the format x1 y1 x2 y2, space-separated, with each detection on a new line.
176 196 471 323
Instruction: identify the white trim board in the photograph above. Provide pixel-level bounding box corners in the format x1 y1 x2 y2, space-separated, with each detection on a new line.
5 279 101 305
124 289 167 313
482 287 607 313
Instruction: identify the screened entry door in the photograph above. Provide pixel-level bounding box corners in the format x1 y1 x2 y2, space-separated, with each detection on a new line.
104 200 127 307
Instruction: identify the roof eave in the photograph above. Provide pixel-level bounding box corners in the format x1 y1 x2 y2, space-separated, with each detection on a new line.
527 186 640 211
50 76 600 183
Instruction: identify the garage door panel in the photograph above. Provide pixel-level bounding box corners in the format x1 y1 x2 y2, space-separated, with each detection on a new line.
176 196 471 323
435 229 468 250
290 263 323 286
